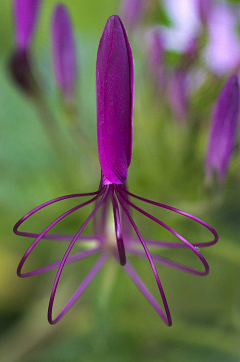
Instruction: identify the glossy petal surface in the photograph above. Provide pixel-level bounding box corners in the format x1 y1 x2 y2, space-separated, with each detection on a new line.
97 15 134 184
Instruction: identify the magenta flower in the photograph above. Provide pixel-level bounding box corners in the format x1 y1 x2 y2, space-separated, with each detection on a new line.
206 75 240 184
14 15 218 326
14 0 42 51
51 4 77 99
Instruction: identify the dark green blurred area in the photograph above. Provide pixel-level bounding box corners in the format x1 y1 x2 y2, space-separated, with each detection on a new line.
1 1 240 362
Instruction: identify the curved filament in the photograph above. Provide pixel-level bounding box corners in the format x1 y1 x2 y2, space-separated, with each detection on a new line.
118 186 218 248
110 186 126 266
14 188 104 239
117 189 209 275
125 261 171 323
117 193 172 326
50 253 107 325
22 246 100 277
17 191 104 278
128 247 206 276
48 186 109 324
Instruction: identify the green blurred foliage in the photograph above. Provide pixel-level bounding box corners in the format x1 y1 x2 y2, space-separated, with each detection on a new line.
0 0 240 362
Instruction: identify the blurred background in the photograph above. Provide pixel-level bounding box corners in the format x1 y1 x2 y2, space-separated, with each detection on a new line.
1 0 240 361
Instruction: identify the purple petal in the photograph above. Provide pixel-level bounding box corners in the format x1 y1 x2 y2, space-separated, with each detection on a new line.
51 4 77 98
14 0 42 50
206 75 240 183
96 15 134 185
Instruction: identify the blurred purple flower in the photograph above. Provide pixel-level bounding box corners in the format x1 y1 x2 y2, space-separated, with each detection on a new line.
204 4 240 75
146 26 165 88
120 0 146 30
168 69 188 123
10 0 42 95
14 15 218 326
14 0 42 51
197 0 211 24
206 75 240 184
162 0 201 52
51 4 77 99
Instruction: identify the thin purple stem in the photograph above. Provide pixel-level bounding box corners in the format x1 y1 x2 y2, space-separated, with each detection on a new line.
117 189 210 275
48 186 109 324
117 193 172 326
118 186 218 248
17 191 104 278
128 247 206 276
110 185 126 266
21 247 101 277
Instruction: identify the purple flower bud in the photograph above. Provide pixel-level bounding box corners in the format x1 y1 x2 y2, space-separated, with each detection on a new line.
51 4 77 99
120 0 146 30
14 0 42 50
96 15 134 185
206 75 240 183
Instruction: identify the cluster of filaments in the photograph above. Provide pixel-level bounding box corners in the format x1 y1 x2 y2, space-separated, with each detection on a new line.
14 180 218 326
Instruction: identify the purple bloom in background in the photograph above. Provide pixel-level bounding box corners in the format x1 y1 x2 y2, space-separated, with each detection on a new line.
146 26 165 88
10 0 42 95
204 4 240 75
206 75 240 184
162 0 201 53
120 0 146 30
14 0 42 51
197 0 211 24
51 4 77 99
14 15 218 326
168 69 188 122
